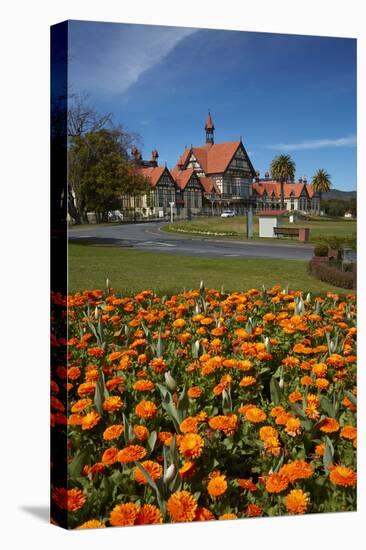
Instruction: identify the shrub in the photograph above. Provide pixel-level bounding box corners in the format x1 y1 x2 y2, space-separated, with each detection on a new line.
309 258 355 289
314 244 329 257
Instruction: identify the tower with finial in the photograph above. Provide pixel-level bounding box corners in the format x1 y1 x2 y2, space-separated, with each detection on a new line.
150 148 159 167
205 110 215 145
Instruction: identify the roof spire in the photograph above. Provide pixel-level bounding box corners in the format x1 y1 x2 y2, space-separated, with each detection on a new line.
205 110 215 145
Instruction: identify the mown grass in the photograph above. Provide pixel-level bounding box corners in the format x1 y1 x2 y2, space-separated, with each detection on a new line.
162 215 356 243
68 243 346 295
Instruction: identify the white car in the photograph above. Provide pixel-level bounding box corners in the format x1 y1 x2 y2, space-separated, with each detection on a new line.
221 210 235 218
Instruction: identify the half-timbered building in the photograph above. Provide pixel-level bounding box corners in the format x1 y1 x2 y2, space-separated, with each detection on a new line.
253 177 320 214
174 112 256 210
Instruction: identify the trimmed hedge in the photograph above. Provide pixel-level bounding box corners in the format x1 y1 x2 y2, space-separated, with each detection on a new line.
314 243 329 257
309 258 356 289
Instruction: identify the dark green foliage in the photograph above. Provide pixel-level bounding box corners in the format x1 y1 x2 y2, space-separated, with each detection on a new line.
309 258 355 289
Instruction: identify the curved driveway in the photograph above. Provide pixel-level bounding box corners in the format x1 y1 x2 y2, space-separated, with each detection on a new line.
69 222 313 261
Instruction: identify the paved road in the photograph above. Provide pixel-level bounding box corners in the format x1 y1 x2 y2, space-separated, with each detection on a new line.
69 222 314 260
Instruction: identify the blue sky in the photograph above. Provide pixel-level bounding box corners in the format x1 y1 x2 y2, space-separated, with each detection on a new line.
68 21 356 190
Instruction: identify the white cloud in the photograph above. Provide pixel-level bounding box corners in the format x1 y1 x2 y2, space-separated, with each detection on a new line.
266 135 357 151
69 23 196 96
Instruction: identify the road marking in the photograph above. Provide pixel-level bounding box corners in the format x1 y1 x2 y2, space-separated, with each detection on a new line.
138 241 176 247
224 254 240 257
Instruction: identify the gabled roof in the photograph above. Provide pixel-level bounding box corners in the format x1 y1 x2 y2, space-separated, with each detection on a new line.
199 176 221 194
253 181 316 199
170 167 197 190
176 140 254 175
136 166 170 188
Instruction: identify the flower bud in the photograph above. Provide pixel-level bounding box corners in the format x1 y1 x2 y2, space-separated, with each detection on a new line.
164 371 177 392
164 464 176 484
94 306 99 320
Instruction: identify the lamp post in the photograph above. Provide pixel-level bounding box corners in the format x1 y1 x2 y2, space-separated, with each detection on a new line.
169 201 175 224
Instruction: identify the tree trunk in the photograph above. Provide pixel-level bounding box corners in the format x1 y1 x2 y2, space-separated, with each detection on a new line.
280 180 285 209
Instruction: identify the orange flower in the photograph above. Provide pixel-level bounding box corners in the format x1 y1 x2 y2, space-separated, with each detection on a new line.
103 396 123 412
329 465 357 487
265 473 289 493
81 411 101 430
135 400 158 419
133 425 149 441
300 376 313 386
179 461 196 479
132 379 155 392
180 416 199 433
315 378 330 391
77 381 96 396
315 443 325 457
51 488 86 511
280 460 313 483
239 376 257 387
208 414 238 435
167 491 198 522
188 386 203 398
219 513 237 520
133 460 162 485
77 519 105 529
101 447 119 465
68 413 83 426
340 425 357 440
285 489 309 514
136 504 163 525
194 507 215 521
320 417 340 433
207 474 227 497
71 398 92 413
237 479 257 491
242 406 267 423
103 424 124 441
109 502 139 526
285 417 302 437
178 433 204 459
67 367 81 380
259 425 279 440
87 347 104 357
245 503 263 517
288 392 302 403
117 445 147 464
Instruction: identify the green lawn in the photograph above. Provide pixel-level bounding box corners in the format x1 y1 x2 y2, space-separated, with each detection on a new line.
68 243 345 295
162 215 356 243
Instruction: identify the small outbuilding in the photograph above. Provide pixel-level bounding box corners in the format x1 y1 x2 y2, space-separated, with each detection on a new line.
257 210 287 238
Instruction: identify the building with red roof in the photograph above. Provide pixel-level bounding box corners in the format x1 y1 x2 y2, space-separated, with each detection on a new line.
173 112 256 212
252 175 320 214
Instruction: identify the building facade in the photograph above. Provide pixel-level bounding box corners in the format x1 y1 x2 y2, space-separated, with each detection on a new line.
253 177 320 214
121 114 321 219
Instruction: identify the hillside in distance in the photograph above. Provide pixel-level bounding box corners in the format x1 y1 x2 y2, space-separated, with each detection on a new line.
322 189 356 201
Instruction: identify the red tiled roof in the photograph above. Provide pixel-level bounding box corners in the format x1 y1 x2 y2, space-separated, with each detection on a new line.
199 176 221 194
176 141 242 174
136 166 167 188
170 167 196 190
253 181 314 199
256 210 287 216
205 112 214 130
177 147 191 167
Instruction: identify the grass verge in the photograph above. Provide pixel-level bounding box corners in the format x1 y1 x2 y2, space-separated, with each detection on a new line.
68 243 346 295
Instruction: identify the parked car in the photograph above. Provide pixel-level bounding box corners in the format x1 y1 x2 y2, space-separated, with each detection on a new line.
221 210 235 218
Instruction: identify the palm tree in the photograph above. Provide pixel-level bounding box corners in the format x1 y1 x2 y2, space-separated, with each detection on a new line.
270 155 296 209
312 168 332 200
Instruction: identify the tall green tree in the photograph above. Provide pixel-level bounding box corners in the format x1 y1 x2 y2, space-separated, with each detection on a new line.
312 168 332 200
270 154 296 209
68 129 149 223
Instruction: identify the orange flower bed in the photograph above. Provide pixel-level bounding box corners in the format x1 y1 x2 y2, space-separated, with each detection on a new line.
51 285 357 528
